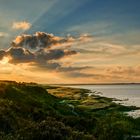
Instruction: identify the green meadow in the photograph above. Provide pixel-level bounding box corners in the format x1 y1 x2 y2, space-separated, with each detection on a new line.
0 81 140 140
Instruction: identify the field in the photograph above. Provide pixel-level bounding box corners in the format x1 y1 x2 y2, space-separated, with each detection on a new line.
0 81 140 140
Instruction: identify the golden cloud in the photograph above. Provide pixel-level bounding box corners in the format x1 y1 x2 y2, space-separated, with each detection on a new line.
12 21 31 30
0 32 88 71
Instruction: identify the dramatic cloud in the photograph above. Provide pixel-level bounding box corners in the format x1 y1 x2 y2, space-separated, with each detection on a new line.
12 21 31 30
0 31 139 83
6 47 35 63
0 47 77 65
0 32 92 73
11 32 92 49
36 49 76 62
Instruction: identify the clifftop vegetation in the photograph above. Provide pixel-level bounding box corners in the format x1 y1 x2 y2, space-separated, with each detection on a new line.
0 81 139 140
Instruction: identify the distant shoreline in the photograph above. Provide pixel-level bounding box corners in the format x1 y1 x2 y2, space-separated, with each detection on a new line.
43 83 140 86
0 80 140 86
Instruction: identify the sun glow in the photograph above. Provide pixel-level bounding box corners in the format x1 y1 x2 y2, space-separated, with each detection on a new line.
0 57 10 65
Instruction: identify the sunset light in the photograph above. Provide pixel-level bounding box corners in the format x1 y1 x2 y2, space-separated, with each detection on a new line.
0 0 140 139
0 57 10 65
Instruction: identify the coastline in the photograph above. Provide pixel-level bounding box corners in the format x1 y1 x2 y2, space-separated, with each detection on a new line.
59 84 140 118
46 85 140 118
0 81 140 139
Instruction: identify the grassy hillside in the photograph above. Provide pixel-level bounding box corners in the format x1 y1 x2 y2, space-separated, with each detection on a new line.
0 81 140 140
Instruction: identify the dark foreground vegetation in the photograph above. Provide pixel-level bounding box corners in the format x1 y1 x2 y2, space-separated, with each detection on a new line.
0 81 140 140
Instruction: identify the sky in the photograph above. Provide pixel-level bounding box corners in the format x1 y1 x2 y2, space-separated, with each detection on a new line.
0 0 140 84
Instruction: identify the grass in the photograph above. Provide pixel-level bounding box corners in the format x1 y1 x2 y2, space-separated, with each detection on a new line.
0 81 139 140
